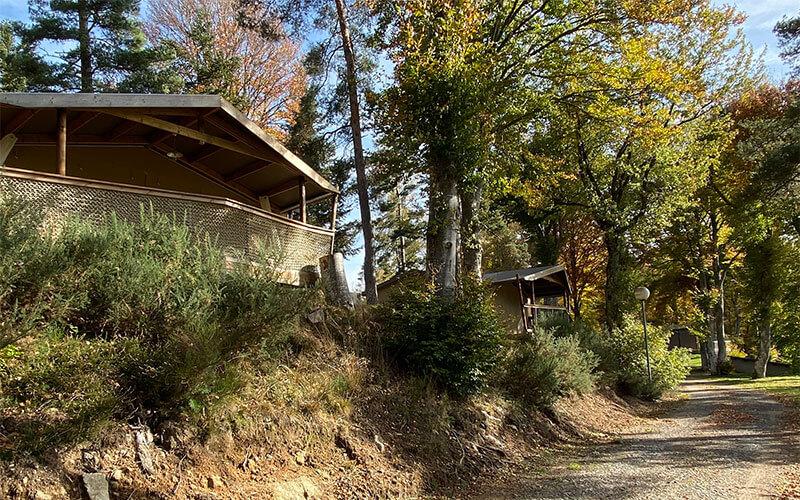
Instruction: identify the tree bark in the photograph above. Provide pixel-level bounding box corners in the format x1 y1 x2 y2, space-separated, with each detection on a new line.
700 273 718 374
459 181 483 278
78 0 92 92
712 256 728 363
334 0 378 304
427 167 460 301
754 320 771 378
602 230 625 331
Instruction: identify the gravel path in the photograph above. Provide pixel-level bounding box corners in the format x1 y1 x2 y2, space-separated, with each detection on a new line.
481 377 799 499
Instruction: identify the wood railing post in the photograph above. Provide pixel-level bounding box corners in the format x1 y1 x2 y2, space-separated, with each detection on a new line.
299 176 307 223
56 108 67 176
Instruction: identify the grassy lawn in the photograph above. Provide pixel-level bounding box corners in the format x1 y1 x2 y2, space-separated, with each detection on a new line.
714 374 800 406
687 354 800 406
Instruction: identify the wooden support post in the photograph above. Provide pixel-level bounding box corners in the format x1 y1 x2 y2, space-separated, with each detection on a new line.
531 279 537 325
56 108 67 176
298 176 307 223
516 274 528 333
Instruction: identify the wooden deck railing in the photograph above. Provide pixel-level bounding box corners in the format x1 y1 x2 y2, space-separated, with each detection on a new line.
0 167 334 284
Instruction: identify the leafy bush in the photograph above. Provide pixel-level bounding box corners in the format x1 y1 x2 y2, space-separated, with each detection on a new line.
0 194 308 450
381 278 504 396
600 315 690 399
500 325 597 409
716 358 735 375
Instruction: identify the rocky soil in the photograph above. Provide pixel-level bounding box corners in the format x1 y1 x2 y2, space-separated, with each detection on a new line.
476 376 800 500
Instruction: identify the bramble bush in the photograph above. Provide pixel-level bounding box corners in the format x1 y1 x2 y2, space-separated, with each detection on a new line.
0 193 308 452
381 277 505 396
600 315 691 399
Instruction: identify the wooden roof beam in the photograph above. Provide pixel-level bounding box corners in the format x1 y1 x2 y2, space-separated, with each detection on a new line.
104 110 271 163
2 109 38 137
264 177 304 198
278 191 335 213
148 109 218 146
149 142 258 203
225 160 272 183
188 144 221 163
15 133 149 145
106 120 138 141
66 111 99 135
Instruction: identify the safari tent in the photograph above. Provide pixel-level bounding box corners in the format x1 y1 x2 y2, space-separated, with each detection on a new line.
483 265 572 335
0 93 339 284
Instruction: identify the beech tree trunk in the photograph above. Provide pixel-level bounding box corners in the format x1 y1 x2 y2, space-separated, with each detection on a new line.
459 182 483 278
712 257 728 364
700 273 718 374
427 167 460 301
334 0 378 304
602 230 625 331
754 320 771 378
78 0 92 92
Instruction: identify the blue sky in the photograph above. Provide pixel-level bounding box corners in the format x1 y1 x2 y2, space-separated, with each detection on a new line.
1 0 796 290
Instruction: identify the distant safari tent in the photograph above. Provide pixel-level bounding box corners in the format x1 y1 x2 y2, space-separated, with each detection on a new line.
668 326 700 352
0 93 339 285
483 265 572 335
374 265 572 336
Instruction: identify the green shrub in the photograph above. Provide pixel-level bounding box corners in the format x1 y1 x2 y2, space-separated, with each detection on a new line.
0 194 308 451
381 278 504 396
600 315 690 399
717 358 735 375
500 326 597 409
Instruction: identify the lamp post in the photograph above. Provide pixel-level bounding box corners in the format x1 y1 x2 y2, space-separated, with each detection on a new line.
635 286 652 382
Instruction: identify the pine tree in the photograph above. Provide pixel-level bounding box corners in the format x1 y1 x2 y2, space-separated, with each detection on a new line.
373 178 426 281
0 21 54 91
288 85 360 256
19 0 176 92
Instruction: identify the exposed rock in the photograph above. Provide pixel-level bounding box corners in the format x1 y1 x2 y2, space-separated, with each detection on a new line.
33 491 52 500
307 308 325 324
299 265 321 286
272 477 321 500
295 450 307 466
334 430 360 462
207 475 224 489
134 427 155 475
81 472 110 500
374 434 387 454
110 469 123 482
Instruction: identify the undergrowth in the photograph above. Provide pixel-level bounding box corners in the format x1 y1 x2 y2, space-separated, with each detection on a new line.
0 194 310 454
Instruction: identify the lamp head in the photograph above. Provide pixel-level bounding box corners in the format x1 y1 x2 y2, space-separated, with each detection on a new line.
634 286 651 301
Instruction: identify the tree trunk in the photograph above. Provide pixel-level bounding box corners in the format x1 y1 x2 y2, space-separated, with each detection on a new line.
699 340 710 371
700 273 718 374
754 320 771 378
320 253 354 309
334 0 377 305
78 0 92 92
427 167 460 301
705 310 718 375
459 181 483 278
713 257 728 363
602 230 625 331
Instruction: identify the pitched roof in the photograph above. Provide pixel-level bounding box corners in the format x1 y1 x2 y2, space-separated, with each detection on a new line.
0 93 338 210
482 264 566 284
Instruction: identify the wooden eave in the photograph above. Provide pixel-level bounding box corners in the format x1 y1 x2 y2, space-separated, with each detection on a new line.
0 93 339 213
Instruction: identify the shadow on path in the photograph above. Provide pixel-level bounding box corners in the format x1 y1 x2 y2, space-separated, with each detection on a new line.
476 376 798 500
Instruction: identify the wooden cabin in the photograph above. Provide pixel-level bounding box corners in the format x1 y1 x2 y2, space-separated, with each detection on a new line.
483 265 572 335
0 93 339 285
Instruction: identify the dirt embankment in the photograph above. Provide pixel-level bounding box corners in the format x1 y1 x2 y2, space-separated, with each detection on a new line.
1 317 667 500
0 380 662 500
